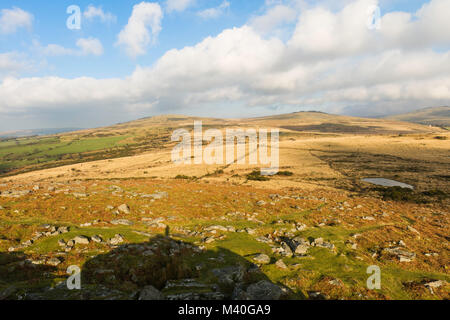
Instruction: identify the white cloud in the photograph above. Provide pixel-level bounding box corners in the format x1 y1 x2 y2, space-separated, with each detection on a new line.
116 2 163 58
250 4 297 34
166 0 196 13
1 0 450 126
83 5 117 24
198 1 230 19
0 52 31 79
76 38 104 56
40 38 104 57
0 7 33 34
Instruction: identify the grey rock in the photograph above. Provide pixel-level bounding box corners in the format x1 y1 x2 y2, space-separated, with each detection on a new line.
91 235 103 243
73 193 88 198
111 219 134 226
205 225 228 232
280 242 293 257
58 226 69 233
47 257 62 266
212 265 245 286
203 237 215 244
109 234 124 245
308 291 327 300
118 204 131 214
424 280 445 288
73 235 90 245
275 259 288 269
294 244 310 256
246 281 283 300
252 253 271 264
149 192 168 200
384 247 416 262
139 285 164 300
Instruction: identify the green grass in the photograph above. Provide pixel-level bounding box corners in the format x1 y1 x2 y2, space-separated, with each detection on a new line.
0 135 131 175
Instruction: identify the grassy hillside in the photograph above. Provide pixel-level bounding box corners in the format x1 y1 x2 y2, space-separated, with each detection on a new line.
0 112 443 177
384 106 450 127
0 112 448 301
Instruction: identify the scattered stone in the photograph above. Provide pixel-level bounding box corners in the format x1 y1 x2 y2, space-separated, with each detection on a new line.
308 291 327 300
132 230 152 237
139 286 164 300
57 226 69 233
150 192 168 200
245 228 256 235
205 225 228 232
58 239 66 247
424 280 444 289
109 234 124 245
47 257 62 266
212 266 245 286
314 238 324 246
253 253 271 264
275 259 288 269
203 237 215 244
383 247 416 262
73 235 90 245
73 193 87 198
294 244 310 256
91 235 103 243
280 242 293 257
111 219 134 226
246 281 283 300
328 279 342 286
22 240 33 247
256 200 266 206
118 204 131 214
407 226 420 235
0 286 17 299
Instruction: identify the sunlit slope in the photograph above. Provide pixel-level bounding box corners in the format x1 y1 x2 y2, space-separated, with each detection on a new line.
0 112 444 177
384 106 450 127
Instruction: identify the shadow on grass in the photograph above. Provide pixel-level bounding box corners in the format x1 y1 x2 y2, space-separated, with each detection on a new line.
1 235 305 300
81 235 301 300
0 251 57 299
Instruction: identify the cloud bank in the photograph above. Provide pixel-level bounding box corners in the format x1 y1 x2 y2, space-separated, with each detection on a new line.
116 2 163 58
0 7 33 34
0 0 449 129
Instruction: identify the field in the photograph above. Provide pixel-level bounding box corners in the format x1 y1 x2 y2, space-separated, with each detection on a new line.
0 112 448 300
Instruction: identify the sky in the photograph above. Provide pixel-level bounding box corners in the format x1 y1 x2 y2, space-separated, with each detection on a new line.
0 0 449 130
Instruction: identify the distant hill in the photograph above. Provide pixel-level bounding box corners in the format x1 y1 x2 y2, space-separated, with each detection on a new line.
383 106 450 127
0 128 83 138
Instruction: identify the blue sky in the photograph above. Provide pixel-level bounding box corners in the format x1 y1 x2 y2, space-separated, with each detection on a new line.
0 0 449 130
1 0 262 78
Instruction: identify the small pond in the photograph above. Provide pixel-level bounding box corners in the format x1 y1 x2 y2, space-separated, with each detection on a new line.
362 178 414 189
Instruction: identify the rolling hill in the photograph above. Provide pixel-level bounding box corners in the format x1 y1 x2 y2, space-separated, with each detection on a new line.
383 106 450 127
0 112 445 177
